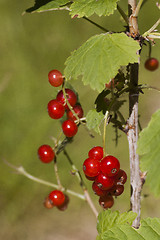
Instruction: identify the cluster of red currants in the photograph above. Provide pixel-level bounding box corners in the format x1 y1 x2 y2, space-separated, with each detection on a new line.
47 69 83 138
83 146 127 209
37 69 84 211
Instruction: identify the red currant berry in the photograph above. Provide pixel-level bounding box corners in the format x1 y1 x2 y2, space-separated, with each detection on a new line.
92 181 107 197
57 194 70 211
62 119 78 137
110 184 124 196
145 58 159 71
99 194 114 209
49 190 65 206
47 99 65 119
48 69 63 87
43 197 54 209
88 146 103 161
95 172 115 190
100 155 120 177
38 144 55 163
83 158 101 177
85 175 96 181
67 105 84 121
56 88 77 110
115 169 127 184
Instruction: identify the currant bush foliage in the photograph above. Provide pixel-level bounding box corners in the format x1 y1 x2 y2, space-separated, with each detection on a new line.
137 109 160 197
97 210 160 240
64 33 140 92
70 0 119 18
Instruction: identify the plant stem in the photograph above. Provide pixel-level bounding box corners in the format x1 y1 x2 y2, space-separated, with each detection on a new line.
117 4 129 25
63 149 98 217
128 0 139 35
127 63 142 229
4 160 85 200
133 0 144 17
83 16 109 32
53 156 63 189
103 111 109 156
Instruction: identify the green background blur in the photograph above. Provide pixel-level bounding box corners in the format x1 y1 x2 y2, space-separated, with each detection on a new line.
0 0 160 239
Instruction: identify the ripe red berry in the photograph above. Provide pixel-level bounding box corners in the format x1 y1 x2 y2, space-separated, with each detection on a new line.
110 184 124 196
47 99 65 119
44 196 54 209
95 172 115 190
88 146 103 161
67 105 84 121
100 155 120 177
57 194 70 211
56 88 77 110
48 69 63 87
92 181 107 197
49 190 65 206
38 144 55 163
99 194 114 209
83 158 101 177
145 58 159 71
85 175 96 181
115 169 127 184
62 119 78 137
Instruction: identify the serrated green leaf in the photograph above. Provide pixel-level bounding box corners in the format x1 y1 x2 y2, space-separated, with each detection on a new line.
137 109 160 196
64 33 140 92
86 109 104 134
97 210 160 240
26 0 69 13
70 0 119 18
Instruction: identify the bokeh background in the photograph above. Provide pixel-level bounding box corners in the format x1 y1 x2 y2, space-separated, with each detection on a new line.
0 0 160 239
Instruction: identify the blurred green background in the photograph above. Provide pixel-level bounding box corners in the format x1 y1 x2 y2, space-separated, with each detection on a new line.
0 0 160 239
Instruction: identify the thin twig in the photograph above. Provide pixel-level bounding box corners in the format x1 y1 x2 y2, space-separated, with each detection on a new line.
83 16 109 32
133 0 144 17
103 111 109 156
3 159 85 200
63 150 98 217
143 18 160 37
53 156 63 189
117 4 129 25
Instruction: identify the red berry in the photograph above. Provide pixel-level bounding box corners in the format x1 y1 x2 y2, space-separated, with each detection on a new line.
92 181 108 197
83 158 100 177
44 196 54 209
47 99 65 119
49 190 65 206
145 58 159 71
88 146 103 161
57 194 70 211
85 175 96 181
95 172 115 190
62 119 78 137
100 155 120 177
99 194 114 209
38 144 55 163
48 69 63 87
115 169 127 184
110 184 124 196
67 105 84 121
56 88 77 110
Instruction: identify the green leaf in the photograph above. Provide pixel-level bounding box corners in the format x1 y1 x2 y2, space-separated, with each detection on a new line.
137 109 160 196
86 109 104 134
70 0 119 18
64 33 140 92
97 210 160 240
25 0 70 13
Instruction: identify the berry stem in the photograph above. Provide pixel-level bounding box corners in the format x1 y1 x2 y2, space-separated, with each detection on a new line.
143 18 160 37
4 159 85 200
53 156 63 190
63 149 98 217
103 111 109 156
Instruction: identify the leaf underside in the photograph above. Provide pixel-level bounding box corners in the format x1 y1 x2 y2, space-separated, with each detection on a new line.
70 0 119 18
64 33 140 92
97 210 160 240
86 109 104 134
137 109 160 196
